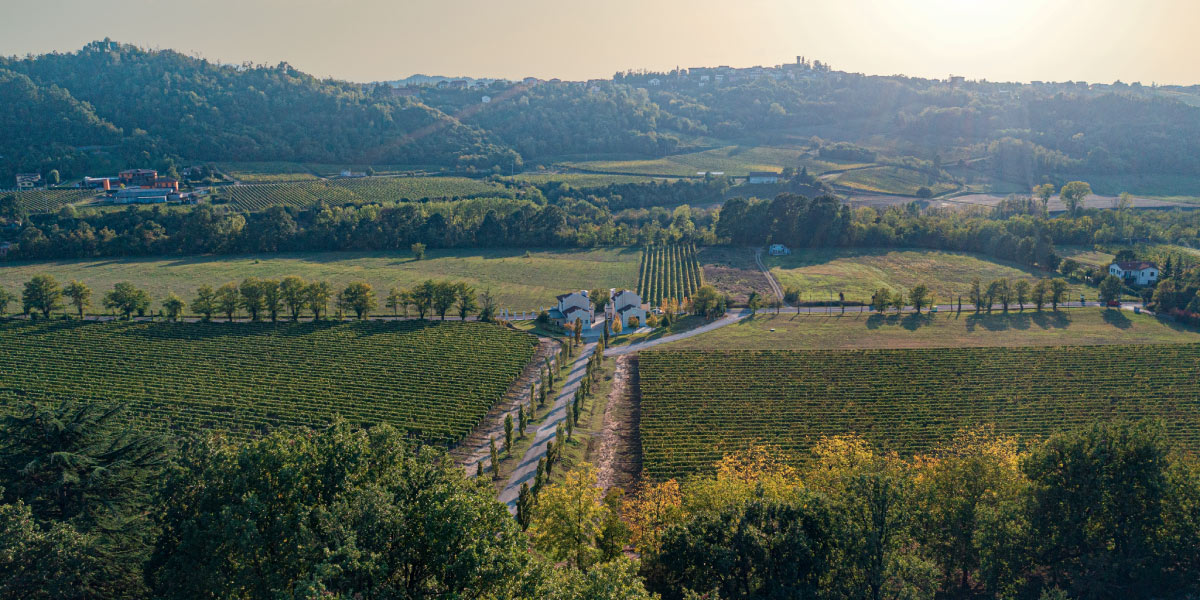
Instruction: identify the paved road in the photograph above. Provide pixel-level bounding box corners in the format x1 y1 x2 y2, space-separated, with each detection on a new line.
498 342 596 513
604 309 752 357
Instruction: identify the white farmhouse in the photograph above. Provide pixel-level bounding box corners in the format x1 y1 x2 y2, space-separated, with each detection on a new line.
1109 261 1159 286
605 288 649 332
548 290 594 330
747 171 780 184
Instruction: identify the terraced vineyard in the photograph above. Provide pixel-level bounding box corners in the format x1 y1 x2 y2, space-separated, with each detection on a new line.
6 188 97 213
639 346 1200 479
0 320 536 444
637 244 703 306
221 177 511 211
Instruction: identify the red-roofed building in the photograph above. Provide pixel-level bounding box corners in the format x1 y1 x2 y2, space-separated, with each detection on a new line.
1110 261 1159 286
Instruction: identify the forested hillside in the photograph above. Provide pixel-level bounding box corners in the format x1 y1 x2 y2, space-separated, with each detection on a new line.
5 40 1200 191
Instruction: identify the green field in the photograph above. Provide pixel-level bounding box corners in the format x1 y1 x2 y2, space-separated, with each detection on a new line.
5 188 98 213
639 344 1200 478
216 177 511 211
0 247 641 313
637 245 704 306
766 248 1082 304
1057 246 1115 268
666 308 1200 350
0 320 535 444
829 166 958 196
502 173 664 187
561 146 851 177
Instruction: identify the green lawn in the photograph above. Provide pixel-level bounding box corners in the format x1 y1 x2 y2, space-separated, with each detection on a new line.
1058 246 1115 268
831 166 957 196
766 248 1082 304
0 248 641 314
665 308 1200 351
560 146 852 177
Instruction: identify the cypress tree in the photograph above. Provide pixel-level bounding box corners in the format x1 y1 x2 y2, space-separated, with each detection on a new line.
504 414 514 456
489 437 500 480
518 405 527 437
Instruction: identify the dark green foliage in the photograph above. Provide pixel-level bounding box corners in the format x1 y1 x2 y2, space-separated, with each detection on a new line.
148 422 529 599
0 401 170 598
649 495 833 600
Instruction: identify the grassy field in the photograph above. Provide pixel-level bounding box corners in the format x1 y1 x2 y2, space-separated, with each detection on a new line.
639 343 1200 478
560 146 851 177
830 166 957 196
0 248 641 312
765 248 1083 304
218 162 321 183
0 320 535 444
665 308 1200 350
1058 246 1115 268
216 177 511 211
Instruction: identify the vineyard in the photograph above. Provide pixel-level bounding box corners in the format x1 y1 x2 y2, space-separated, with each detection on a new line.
0 320 536 444
639 345 1200 479
6 188 97 213
219 177 511 211
637 244 703 306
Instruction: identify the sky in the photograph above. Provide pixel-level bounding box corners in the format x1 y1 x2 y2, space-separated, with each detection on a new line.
2 0 1198 85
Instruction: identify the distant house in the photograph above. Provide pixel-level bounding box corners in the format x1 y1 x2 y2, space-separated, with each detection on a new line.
747 171 780 184
0 241 11 257
481 95 491 104
338 170 367 178
15 173 42 189
548 290 594 330
153 178 180 192
648 78 661 86
1110 261 1159 286
605 289 649 332
119 169 158 187
768 244 791 256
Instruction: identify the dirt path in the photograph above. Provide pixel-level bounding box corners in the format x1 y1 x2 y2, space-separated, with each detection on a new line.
497 342 596 513
594 354 642 492
755 248 785 302
605 309 751 357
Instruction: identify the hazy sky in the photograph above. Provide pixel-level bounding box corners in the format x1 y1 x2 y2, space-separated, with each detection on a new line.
2 0 1198 84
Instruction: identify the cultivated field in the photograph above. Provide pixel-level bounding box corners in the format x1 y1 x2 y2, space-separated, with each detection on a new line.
637 244 703 306
0 248 641 312
664 308 1200 350
216 177 510 211
639 343 1200 478
4 188 97 213
766 248 1082 303
698 246 775 304
0 320 536 444
502 173 663 187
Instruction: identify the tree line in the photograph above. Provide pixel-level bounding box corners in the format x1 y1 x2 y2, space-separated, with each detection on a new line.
3 274 499 322
5 404 1197 600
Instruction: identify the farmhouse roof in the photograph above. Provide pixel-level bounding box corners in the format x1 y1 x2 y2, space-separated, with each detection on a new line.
748 171 780 177
562 305 589 316
1115 261 1157 271
615 304 640 314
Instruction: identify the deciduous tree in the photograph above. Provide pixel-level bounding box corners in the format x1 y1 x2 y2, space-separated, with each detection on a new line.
22 274 61 318
103 282 151 319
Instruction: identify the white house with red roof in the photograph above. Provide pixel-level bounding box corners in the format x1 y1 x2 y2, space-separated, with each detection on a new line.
1109 260 1159 286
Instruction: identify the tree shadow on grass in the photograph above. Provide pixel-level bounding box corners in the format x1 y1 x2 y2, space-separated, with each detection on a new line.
1102 309 1132 329
900 312 935 331
965 311 1041 332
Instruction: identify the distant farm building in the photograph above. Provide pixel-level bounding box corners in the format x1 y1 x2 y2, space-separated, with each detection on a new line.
1110 261 1159 286
481 95 491 104
119 169 158 187
115 188 171 204
769 244 791 256
15 173 42 189
0 241 11 257
747 171 780 184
